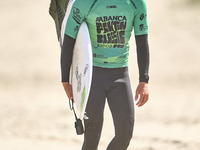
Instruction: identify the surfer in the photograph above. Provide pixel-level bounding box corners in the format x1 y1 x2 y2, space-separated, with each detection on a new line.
61 0 149 149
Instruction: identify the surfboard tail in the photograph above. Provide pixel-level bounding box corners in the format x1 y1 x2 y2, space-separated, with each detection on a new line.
49 0 69 41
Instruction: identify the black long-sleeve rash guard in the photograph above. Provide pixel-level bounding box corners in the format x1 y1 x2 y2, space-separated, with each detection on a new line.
135 34 149 83
60 34 75 82
61 34 149 83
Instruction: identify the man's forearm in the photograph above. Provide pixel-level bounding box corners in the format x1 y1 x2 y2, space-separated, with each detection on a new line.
135 34 149 83
60 34 76 82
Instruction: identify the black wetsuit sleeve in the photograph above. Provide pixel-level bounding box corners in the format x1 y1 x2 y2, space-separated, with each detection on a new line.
135 34 149 83
60 34 76 82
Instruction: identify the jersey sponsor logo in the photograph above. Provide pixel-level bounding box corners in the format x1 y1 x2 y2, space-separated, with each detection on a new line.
96 16 127 48
93 53 108 59
140 13 147 21
74 26 79 32
72 7 82 24
96 16 126 22
106 5 117 9
103 61 116 64
139 24 144 31
117 55 126 59
139 24 148 31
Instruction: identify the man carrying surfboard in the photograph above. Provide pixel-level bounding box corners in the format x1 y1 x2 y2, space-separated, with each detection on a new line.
58 0 149 149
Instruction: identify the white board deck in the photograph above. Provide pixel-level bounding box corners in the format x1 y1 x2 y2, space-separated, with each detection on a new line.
71 22 93 119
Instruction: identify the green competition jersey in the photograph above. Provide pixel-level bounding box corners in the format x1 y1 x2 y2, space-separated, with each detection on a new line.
65 0 148 68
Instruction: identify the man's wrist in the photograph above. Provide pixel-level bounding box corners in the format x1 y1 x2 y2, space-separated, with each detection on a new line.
139 74 149 83
139 82 148 84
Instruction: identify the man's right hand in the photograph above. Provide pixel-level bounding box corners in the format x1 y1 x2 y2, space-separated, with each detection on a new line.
62 82 73 101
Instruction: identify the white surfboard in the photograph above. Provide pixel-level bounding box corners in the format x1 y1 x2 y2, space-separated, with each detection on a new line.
70 22 93 120
61 1 93 120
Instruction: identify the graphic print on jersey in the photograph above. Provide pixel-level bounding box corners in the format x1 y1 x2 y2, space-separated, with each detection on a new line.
96 16 127 48
72 7 82 25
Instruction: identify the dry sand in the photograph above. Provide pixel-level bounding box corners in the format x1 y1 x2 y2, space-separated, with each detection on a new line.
0 0 200 149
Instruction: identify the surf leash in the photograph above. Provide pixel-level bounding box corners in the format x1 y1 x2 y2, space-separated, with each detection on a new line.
69 99 84 135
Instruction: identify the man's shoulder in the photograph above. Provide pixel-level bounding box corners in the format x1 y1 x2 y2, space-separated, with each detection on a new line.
132 0 147 8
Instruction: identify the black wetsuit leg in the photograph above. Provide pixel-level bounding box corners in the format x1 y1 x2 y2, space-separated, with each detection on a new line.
81 67 134 150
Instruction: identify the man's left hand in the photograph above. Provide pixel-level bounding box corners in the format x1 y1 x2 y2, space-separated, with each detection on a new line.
135 82 149 107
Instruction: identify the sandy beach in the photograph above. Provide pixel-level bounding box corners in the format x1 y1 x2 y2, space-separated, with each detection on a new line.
1 0 200 149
